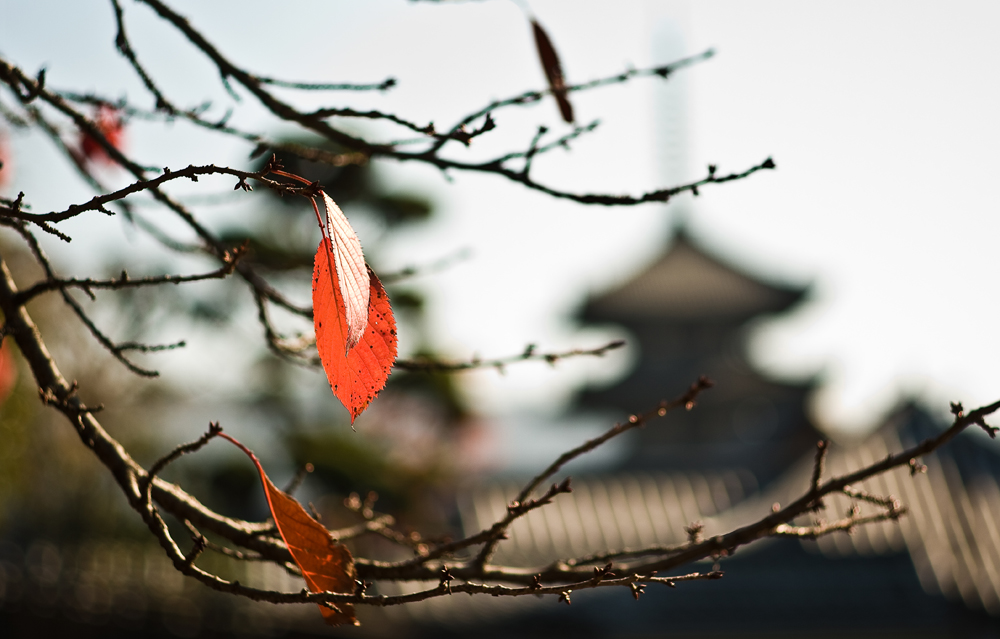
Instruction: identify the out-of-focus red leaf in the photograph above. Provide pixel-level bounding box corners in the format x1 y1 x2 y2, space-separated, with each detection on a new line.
218 433 358 626
80 105 125 165
0 129 12 190
320 191 369 352
531 19 574 124
313 243 397 423
0 341 17 406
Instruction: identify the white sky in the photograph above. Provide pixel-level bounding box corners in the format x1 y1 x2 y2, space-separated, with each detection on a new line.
3 0 1000 437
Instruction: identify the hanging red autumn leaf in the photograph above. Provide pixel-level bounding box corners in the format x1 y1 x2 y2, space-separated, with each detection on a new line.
313 244 397 423
219 432 358 626
80 104 125 165
311 191 397 423
531 19 574 124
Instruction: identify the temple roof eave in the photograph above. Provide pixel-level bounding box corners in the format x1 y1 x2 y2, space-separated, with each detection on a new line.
582 233 809 323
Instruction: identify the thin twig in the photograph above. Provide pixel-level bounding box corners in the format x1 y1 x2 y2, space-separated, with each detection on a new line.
563 543 690 568
1 165 303 225
14 243 245 304
110 0 178 114
256 76 396 92
771 508 906 539
142 422 224 510
395 340 626 373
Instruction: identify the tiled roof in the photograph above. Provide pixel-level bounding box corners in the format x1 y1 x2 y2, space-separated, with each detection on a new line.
458 410 1000 616
808 417 1000 615
460 470 754 568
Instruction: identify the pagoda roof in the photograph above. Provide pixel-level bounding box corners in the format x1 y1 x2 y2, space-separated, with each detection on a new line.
583 229 807 322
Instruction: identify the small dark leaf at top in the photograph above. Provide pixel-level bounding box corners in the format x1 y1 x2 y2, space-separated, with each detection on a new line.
531 19 574 124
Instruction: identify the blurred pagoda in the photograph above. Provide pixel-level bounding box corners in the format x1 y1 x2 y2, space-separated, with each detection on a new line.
445 228 1000 636
579 227 820 487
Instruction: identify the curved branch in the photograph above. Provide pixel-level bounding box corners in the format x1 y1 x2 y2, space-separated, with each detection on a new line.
0 164 307 225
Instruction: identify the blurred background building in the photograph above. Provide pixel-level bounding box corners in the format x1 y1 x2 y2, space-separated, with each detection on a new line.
420 228 1000 637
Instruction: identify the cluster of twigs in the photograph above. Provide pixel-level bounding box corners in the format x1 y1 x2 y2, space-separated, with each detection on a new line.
0 0 770 366
0 0 997 620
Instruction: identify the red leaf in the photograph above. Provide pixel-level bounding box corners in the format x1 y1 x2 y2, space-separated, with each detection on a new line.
0 129 12 190
219 433 358 626
320 192 369 352
313 242 397 423
531 19 574 124
80 105 125 165
0 340 16 406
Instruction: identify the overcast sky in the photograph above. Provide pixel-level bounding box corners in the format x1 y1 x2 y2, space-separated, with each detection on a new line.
3 0 1000 438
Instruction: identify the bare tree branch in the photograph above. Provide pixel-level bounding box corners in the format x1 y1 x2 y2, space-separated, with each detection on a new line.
13 243 246 304
395 339 626 373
